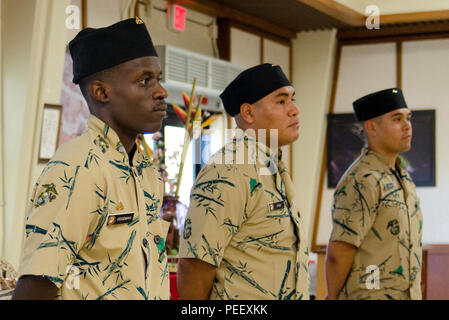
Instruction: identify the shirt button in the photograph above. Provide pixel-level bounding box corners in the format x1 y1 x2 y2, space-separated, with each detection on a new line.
143 238 149 248
154 235 161 245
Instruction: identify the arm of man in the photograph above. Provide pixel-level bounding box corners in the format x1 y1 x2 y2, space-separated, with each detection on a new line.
15 163 97 300
178 160 248 300
177 258 217 300
12 275 58 300
325 240 357 300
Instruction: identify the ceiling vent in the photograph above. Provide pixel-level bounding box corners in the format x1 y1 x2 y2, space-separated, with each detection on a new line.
155 45 243 112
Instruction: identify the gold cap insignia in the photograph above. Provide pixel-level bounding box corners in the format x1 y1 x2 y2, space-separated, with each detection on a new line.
392 89 398 93
136 16 144 24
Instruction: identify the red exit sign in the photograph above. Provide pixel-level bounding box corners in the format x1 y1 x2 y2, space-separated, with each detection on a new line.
168 3 186 32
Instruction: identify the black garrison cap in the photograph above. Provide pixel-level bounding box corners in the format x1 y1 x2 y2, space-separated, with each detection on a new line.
69 17 157 84
353 88 408 121
220 63 291 117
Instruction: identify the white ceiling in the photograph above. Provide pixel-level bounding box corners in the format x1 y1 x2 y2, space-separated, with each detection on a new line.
336 0 449 15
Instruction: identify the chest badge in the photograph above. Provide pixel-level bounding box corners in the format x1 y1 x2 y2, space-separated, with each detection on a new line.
107 212 134 226
183 218 192 239
268 201 285 211
387 219 400 235
385 182 394 191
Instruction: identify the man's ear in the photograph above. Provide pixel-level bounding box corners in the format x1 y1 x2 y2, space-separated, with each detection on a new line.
90 80 110 104
239 103 256 124
364 119 377 138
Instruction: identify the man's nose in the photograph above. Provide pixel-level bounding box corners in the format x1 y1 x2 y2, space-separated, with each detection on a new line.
290 102 300 117
404 119 412 130
154 82 168 100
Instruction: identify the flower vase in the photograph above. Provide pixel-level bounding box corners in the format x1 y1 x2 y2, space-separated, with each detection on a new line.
161 195 188 273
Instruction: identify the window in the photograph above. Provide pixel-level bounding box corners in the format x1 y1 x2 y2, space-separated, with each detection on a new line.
163 125 194 206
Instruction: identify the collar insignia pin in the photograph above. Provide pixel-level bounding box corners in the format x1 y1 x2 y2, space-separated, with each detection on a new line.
116 201 124 211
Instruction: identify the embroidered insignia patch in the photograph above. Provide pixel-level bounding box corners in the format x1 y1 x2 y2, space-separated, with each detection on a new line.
387 219 400 235
183 218 192 239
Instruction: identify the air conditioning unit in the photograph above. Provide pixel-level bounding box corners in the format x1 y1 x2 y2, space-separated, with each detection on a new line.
155 45 243 112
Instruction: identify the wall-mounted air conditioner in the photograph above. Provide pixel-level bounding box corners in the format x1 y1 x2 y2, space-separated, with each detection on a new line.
155 45 243 112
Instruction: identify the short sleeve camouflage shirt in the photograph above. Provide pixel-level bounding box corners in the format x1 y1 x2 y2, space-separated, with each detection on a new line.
19 115 170 300
330 148 423 300
179 131 310 300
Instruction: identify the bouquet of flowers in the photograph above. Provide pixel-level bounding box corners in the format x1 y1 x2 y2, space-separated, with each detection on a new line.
137 78 221 197
136 78 222 264
170 78 221 197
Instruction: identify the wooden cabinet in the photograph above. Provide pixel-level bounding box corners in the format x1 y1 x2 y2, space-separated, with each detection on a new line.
422 245 449 300
316 245 449 300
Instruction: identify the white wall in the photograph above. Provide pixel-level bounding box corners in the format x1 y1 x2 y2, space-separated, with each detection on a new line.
402 38 449 244
315 42 397 246
230 27 261 68
3 0 70 268
313 39 449 247
291 29 338 246
263 39 290 77
1 0 36 262
334 43 397 111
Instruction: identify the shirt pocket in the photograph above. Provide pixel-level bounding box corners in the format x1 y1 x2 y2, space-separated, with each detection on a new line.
147 218 171 264
158 218 171 239
90 211 138 256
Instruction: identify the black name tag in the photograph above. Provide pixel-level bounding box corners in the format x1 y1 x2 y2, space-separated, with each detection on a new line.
107 212 134 226
268 201 285 211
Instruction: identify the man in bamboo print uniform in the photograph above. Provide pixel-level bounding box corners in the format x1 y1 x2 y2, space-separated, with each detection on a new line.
177 63 310 299
326 88 423 300
13 18 170 300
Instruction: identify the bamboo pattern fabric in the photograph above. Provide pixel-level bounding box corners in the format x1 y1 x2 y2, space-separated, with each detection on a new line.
19 115 170 300
330 148 423 300
179 131 310 300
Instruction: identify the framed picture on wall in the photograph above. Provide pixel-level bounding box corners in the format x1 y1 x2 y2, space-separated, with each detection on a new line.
327 109 436 188
38 104 62 162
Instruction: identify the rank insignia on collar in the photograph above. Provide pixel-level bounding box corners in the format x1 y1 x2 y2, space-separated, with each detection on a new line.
115 201 124 211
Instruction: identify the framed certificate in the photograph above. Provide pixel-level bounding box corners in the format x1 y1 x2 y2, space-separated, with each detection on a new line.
38 104 62 162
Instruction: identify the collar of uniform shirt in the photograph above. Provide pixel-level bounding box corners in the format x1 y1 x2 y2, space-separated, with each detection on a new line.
362 147 405 173
87 114 147 168
233 129 283 172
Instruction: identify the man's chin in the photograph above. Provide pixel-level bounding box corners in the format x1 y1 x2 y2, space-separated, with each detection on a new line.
142 124 163 134
279 134 299 147
400 144 412 153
